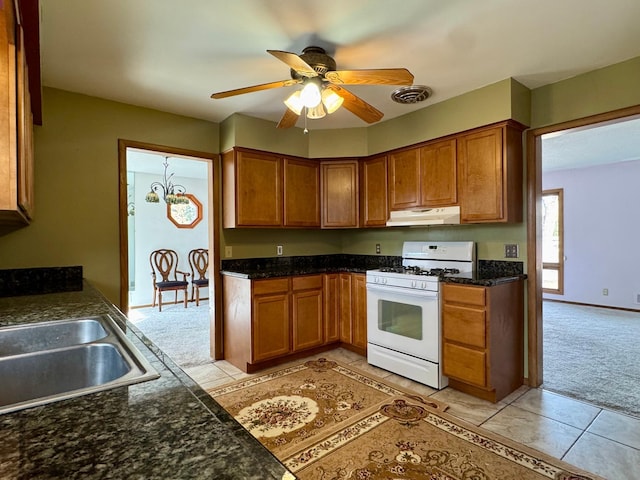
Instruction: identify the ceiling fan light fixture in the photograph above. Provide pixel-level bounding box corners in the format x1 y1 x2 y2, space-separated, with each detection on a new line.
306 103 326 119
284 90 304 115
300 81 322 108
321 88 343 114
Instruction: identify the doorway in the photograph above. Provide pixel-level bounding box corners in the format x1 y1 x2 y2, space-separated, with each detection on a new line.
526 105 640 391
117 139 222 360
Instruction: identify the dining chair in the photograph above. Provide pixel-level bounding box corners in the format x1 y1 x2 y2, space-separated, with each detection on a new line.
188 248 209 306
149 249 190 312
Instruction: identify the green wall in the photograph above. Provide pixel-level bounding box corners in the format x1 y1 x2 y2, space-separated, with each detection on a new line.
531 56 640 128
0 88 219 304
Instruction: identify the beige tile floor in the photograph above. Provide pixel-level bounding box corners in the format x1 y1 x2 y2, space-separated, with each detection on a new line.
185 348 640 480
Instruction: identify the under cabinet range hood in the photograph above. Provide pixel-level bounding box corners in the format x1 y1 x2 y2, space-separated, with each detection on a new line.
386 206 461 227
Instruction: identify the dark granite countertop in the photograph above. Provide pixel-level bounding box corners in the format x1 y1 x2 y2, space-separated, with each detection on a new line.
221 253 400 279
442 272 527 287
0 283 292 480
221 255 527 286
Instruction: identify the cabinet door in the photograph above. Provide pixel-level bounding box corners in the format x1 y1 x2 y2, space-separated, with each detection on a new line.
388 148 421 210
351 274 367 349
458 127 504 222
420 139 457 207
252 292 290 362
0 5 31 228
339 273 353 343
16 27 33 219
321 160 358 228
323 273 340 343
284 157 320 227
235 150 282 226
292 287 324 351
360 155 388 227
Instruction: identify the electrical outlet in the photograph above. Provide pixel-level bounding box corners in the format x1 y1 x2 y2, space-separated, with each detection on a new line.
603 288 609 296
376 243 381 254
277 245 283 256
504 244 519 258
224 246 232 258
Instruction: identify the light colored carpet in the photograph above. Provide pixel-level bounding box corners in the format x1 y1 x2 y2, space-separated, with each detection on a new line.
211 358 603 480
128 302 212 368
543 300 640 418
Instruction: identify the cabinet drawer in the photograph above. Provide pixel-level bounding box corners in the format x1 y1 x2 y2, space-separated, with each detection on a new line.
253 278 289 295
292 275 323 291
443 305 486 348
443 343 486 387
443 284 485 306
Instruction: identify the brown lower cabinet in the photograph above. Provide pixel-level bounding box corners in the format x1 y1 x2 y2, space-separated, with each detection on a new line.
338 273 367 354
442 280 524 402
223 272 366 372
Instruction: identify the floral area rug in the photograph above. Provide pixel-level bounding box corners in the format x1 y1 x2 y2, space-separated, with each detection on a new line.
210 358 603 480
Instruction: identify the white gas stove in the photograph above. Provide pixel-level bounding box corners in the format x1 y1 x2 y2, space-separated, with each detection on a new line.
366 241 475 389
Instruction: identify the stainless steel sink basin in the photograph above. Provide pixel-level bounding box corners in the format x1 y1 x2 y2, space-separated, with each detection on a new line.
0 315 159 414
0 318 108 357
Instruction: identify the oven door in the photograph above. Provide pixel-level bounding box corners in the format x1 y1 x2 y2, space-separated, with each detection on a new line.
366 284 439 363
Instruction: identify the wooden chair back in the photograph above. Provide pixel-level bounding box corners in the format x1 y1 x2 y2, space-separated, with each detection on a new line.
150 249 182 282
188 248 209 281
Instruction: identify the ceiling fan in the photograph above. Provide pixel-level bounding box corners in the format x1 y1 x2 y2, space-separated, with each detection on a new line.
210 46 414 128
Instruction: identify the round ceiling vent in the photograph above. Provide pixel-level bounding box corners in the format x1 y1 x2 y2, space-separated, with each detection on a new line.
391 85 432 104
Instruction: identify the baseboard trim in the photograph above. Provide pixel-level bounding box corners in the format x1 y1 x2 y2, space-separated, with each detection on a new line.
543 298 640 313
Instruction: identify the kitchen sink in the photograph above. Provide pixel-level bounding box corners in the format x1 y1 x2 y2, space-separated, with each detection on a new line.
0 315 159 415
0 318 108 357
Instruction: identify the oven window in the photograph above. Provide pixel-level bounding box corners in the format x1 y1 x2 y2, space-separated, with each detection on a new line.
378 300 422 340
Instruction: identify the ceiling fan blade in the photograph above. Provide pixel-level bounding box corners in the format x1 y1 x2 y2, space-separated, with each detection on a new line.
326 84 384 124
211 79 301 99
277 108 299 129
267 50 318 77
325 68 414 86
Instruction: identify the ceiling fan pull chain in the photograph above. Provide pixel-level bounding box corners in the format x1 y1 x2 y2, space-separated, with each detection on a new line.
303 107 309 134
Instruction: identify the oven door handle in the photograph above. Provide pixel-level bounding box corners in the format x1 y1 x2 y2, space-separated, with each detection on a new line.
366 284 438 299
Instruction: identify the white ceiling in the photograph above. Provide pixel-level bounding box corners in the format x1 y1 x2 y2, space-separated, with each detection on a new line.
40 0 640 170
542 116 640 172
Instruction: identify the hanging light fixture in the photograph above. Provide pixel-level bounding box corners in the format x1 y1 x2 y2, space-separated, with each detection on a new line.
283 78 344 121
145 157 190 204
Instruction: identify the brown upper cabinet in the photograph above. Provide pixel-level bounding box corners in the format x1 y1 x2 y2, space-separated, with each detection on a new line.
0 1 35 234
222 147 320 228
222 119 525 229
223 148 283 227
388 138 457 211
359 154 388 227
284 157 320 227
457 121 525 223
320 159 359 228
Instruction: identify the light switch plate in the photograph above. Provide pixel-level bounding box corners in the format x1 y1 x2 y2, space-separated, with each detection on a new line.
224 246 232 258
277 245 283 256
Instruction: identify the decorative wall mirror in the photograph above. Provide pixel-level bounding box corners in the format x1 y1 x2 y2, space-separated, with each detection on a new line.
166 193 203 228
